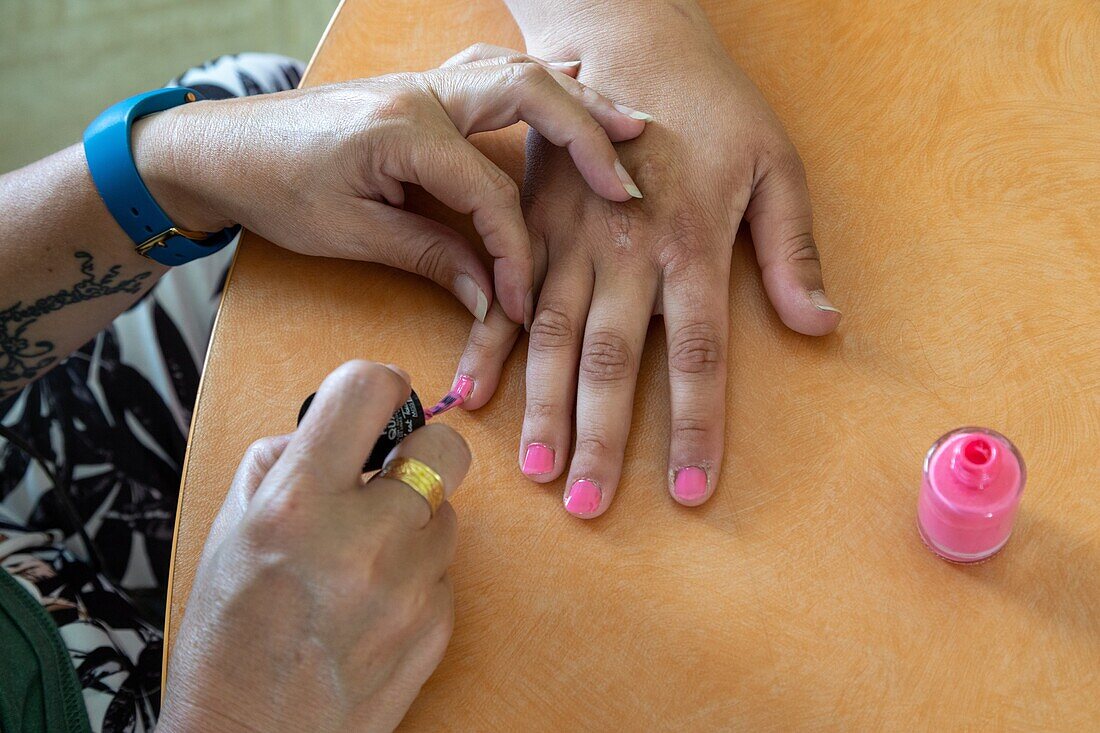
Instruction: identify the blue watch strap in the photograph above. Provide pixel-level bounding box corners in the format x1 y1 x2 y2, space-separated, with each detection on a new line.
83 88 239 266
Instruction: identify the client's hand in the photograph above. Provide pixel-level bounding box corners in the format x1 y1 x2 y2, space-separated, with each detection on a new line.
133 46 648 325
160 361 471 733
452 4 842 518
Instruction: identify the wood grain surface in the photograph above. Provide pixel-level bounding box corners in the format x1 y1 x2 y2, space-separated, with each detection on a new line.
164 1 1100 728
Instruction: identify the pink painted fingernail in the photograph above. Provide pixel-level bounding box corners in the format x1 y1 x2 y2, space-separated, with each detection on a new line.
454 374 474 400
424 374 475 418
565 479 602 516
673 466 708 502
522 443 555 476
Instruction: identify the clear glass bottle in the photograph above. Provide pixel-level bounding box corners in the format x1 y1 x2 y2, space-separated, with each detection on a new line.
917 427 1026 563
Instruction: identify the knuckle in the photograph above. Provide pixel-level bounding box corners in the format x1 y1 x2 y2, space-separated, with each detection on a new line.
672 414 711 442
577 117 606 146
483 167 521 208
461 43 491 61
667 321 726 376
580 330 635 384
575 434 613 456
781 230 820 265
524 397 558 421
529 306 576 351
655 208 715 273
466 324 503 352
246 484 310 542
413 235 452 282
502 61 548 88
243 436 279 466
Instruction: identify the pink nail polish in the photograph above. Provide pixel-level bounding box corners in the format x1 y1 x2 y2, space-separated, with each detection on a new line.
673 466 708 502
522 443 555 476
424 375 475 418
565 479 602 516
917 427 1026 563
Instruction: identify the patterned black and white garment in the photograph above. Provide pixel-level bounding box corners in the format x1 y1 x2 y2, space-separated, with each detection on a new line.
0 53 303 733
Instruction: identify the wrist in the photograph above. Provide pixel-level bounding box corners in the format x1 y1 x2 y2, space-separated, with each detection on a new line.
515 0 714 60
159 695 264 733
131 103 235 234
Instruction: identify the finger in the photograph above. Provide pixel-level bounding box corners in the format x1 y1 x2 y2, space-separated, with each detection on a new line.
423 64 646 199
232 435 294 502
204 434 292 563
564 268 657 517
661 255 731 507
356 201 493 322
401 134 531 324
520 255 593 483
366 423 472 529
441 43 580 76
452 301 522 412
281 361 412 487
745 149 841 336
415 502 458 581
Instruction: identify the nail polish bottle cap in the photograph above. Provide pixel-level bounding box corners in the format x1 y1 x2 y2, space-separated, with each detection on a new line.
917 427 1026 563
298 389 425 472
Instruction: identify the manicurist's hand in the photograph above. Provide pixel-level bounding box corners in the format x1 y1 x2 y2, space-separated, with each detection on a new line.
159 361 471 733
133 46 648 325
453 1 843 517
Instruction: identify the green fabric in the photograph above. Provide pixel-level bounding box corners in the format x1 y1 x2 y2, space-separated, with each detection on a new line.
0 569 91 733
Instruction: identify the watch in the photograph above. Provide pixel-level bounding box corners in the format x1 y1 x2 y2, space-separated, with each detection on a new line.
83 87 240 266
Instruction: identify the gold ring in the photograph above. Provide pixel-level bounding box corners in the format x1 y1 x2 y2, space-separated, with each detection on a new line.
373 457 445 515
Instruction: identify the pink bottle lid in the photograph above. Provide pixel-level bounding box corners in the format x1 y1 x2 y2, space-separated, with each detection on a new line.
917 427 1026 563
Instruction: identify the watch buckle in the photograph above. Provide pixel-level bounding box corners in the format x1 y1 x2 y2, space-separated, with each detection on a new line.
136 226 209 256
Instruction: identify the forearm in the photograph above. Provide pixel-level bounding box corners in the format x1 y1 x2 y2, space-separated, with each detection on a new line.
0 113 215 399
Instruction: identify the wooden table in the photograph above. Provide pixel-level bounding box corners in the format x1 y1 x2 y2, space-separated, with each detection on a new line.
165 1 1100 728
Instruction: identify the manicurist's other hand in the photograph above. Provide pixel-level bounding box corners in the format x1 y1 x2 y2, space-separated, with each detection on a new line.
453 1 843 517
132 46 648 326
160 361 471 733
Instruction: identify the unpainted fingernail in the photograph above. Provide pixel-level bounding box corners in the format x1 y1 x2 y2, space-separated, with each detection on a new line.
613 103 654 122
522 443 555 476
548 60 581 69
454 274 488 322
672 466 708 503
383 363 411 383
565 478 602 517
808 290 841 314
614 160 643 199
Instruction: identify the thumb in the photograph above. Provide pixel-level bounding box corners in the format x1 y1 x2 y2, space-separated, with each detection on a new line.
355 200 494 323
745 149 841 336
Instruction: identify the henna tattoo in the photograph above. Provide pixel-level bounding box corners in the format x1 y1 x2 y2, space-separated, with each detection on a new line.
1 252 151 398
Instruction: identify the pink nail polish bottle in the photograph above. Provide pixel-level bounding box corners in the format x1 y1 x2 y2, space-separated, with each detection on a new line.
917 427 1026 563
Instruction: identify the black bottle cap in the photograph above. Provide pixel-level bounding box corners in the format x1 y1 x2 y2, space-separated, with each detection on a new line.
297 389 426 472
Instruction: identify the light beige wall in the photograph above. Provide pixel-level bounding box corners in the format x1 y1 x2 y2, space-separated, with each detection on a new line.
0 0 336 171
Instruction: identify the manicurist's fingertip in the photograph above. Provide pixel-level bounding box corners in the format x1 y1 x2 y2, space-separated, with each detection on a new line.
613 103 654 122
808 289 841 315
